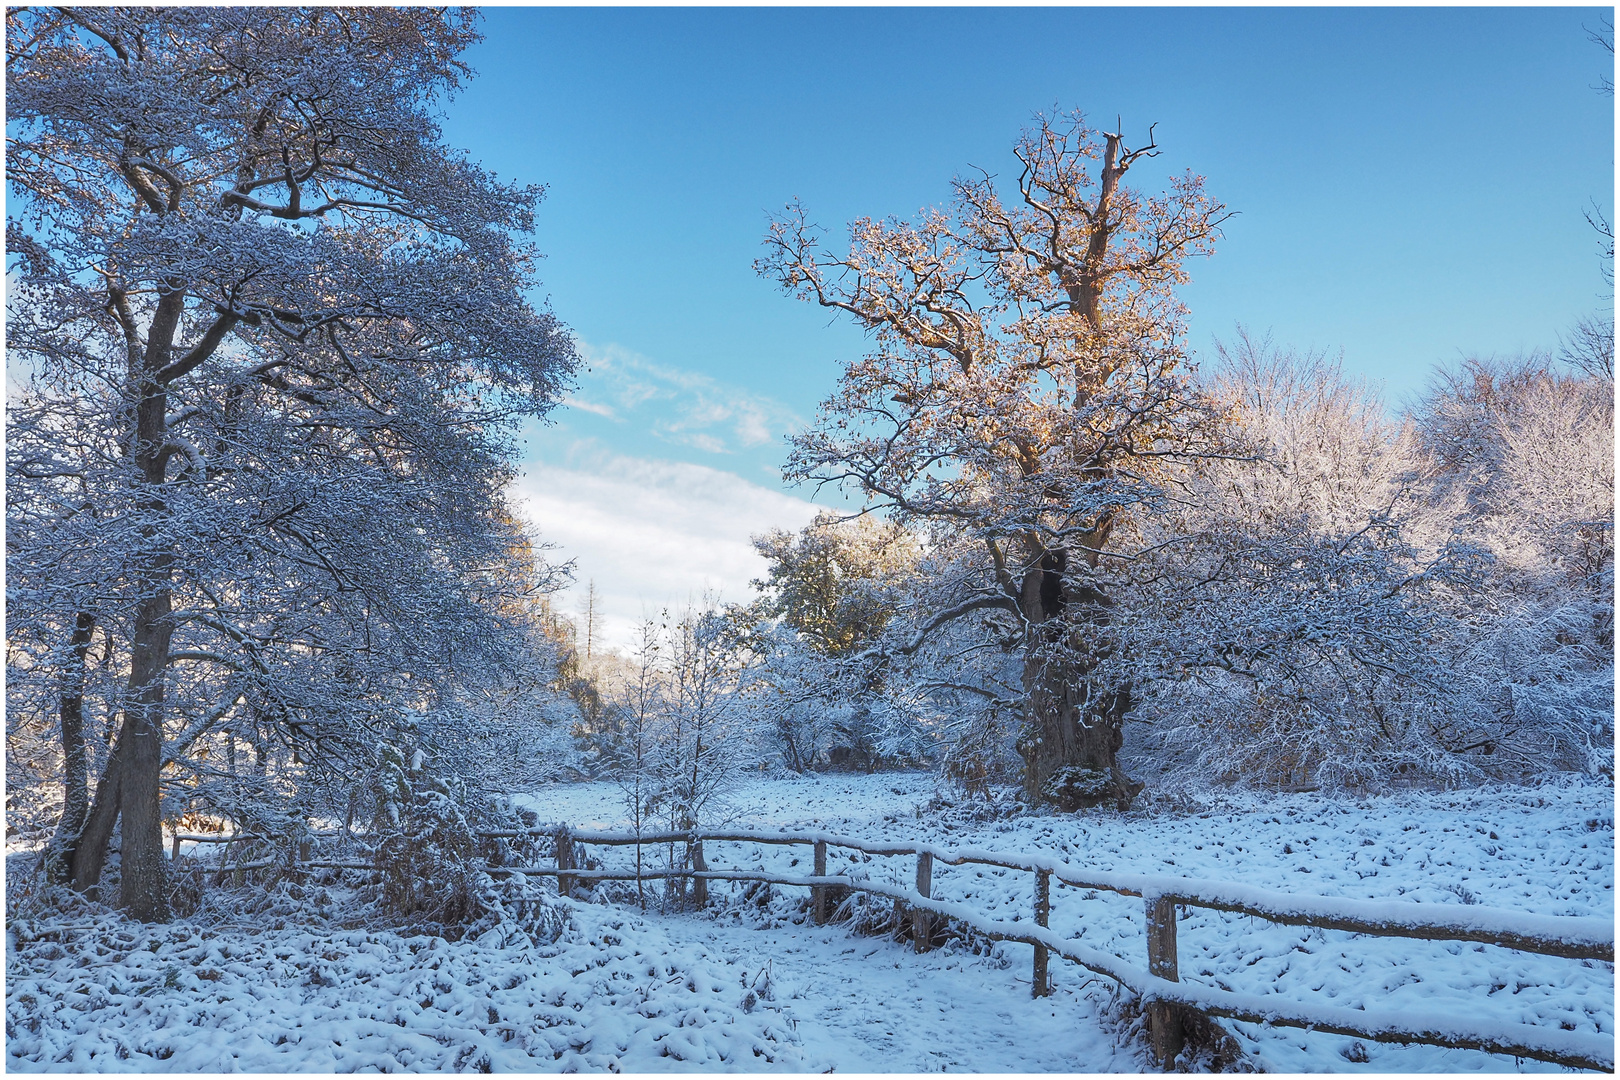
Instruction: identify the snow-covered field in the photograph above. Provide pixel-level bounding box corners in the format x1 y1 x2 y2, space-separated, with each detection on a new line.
6 896 808 1071
516 773 1614 1073
7 772 1613 1072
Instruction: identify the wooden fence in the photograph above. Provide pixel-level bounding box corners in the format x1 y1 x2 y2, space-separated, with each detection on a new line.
173 825 1614 1072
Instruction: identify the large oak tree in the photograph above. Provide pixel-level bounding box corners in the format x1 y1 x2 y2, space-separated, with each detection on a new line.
759 112 1231 808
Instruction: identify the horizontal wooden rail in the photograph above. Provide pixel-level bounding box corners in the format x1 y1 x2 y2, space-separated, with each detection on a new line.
1150 977 1615 1074
826 878 1613 1074
489 866 689 881
541 826 1612 962
1147 883 1612 963
172 829 352 844
217 859 374 873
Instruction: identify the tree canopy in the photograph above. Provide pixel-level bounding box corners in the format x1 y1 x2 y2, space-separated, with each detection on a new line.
6 7 578 920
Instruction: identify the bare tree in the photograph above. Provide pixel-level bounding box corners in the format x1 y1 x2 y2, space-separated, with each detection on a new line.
758 111 1232 808
661 601 751 835
1589 15 1614 96
582 581 600 664
1584 17 1615 289
1562 315 1615 380
614 616 664 910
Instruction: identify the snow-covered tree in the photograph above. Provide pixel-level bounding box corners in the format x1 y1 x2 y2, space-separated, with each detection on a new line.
1413 355 1613 777
759 111 1232 807
6 8 577 920
593 602 755 907
1110 336 1613 793
613 616 664 908
747 513 918 770
1114 337 1479 790
660 602 754 833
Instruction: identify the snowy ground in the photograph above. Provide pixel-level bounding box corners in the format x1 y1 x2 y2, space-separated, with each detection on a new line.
6 772 1612 1072
6 898 809 1072
515 772 1614 1073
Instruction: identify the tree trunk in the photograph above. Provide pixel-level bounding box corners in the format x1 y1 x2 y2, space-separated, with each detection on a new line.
70 733 125 896
69 582 174 921
1016 545 1143 810
45 611 97 885
119 585 173 921
101 347 178 920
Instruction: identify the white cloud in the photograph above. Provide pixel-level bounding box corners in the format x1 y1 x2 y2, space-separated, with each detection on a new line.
561 395 617 419
509 441 824 653
733 403 775 448
576 341 803 456
675 432 728 454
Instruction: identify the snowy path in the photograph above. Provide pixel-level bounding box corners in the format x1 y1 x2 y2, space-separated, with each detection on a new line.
667 911 1135 1072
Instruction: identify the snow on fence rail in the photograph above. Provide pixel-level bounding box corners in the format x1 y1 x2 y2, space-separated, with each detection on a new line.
487 824 1614 1072
175 823 1613 1071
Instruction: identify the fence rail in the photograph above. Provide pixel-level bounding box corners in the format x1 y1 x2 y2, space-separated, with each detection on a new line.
529 824 1614 1071
543 826 1613 962
171 823 1614 1071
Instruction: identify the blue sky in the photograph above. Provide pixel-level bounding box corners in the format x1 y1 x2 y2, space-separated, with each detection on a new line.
439 7 1614 646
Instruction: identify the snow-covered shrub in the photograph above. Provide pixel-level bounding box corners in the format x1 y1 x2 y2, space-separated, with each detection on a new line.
939 708 1023 798
363 742 564 942
745 513 925 772
1118 514 1491 792
366 742 487 933
1102 986 1253 1073
744 625 850 772
1119 338 1613 794
828 889 1003 958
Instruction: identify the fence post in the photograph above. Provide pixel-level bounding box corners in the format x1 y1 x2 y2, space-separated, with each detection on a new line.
298 839 311 864
554 826 575 898
913 850 933 952
1033 869 1051 998
170 832 181 861
690 838 708 908
813 840 828 925
1145 895 1183 1069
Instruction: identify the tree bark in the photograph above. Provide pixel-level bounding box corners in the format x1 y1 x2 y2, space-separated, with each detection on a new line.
119 584 174 921
1016 543 1143 810
1015 132 1150 811
45 611 97 885
99 305 180 920
70 732 124 896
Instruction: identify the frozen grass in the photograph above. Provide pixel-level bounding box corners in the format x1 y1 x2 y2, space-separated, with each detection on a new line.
6 773 1611 1072
522 772 1614 1072
6 899 805 1072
